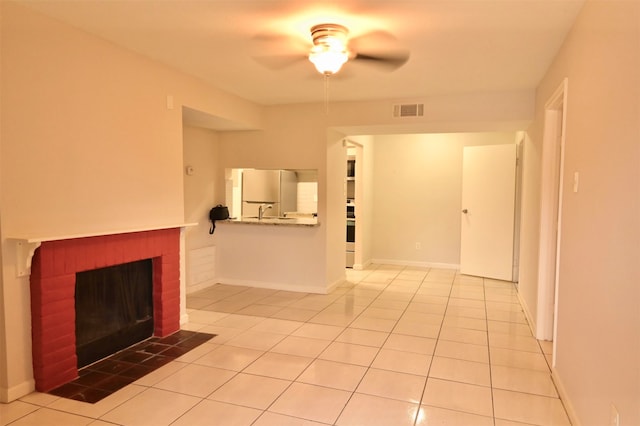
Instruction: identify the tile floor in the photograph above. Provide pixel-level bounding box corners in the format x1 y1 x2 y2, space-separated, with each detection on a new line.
1 265 572 425
47 330 216 404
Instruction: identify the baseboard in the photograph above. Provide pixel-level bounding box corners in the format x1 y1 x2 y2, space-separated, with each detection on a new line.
551 366 581 426
517 289 538 338
326 276 345 294
0 379 35 403
351 259 373 271
214 277 329 295
186 280 218 294
371 258 459 270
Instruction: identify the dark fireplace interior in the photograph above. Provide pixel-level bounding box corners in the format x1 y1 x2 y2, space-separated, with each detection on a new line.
75 259 154 368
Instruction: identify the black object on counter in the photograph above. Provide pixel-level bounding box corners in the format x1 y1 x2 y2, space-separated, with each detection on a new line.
209 205 230 234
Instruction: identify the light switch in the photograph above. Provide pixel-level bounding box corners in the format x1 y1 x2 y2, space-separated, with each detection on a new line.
573 172 579 193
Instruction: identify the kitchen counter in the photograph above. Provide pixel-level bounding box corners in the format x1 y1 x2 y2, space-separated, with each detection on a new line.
220 217 319 227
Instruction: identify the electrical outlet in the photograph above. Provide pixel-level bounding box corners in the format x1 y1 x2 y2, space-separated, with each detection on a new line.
415 242 421 250
610 404 620 426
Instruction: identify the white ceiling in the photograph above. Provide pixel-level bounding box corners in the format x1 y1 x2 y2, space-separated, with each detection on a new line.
19 0 585 106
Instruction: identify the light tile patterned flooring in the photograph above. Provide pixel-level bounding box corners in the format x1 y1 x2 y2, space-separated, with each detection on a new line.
1 265 572 425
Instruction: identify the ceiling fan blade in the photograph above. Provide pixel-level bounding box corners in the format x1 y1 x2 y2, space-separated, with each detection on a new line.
353 49 410 71
252 54 308 70
250 29 311 71
349 30 400 48
347 29 410 71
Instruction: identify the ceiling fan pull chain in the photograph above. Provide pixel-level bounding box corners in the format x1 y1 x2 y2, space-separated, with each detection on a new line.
324 74 330 114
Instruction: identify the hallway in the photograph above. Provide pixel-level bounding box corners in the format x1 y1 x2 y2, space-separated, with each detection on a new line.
1 265 571 425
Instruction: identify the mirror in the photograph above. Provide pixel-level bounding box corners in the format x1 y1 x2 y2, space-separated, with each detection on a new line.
225 168 318 220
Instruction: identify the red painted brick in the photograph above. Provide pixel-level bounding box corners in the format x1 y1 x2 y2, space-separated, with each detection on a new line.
164 291 181 308
35 246 53 276
38 298 74 318
39 275 75 296
50 247 67 277
32 313 71 332
36 365 77 392
160 269 180 285
155 317 180 337
73 239 92 272
40 307 75 324
156 305 180 320
162 284 181 300
32 329 74 360
30 228 183 391
36 346 76 370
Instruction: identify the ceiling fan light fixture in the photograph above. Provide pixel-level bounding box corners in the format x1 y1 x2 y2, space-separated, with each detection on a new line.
308 23 349 75
309 45 349 75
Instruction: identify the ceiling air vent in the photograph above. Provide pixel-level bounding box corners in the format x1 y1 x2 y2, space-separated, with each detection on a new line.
393 103 424 118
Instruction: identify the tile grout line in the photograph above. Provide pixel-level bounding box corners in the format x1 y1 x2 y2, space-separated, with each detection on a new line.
482 277 499 426
189 275 549 425
7 269 568 426
244 263 398 425
327 264 408 425
410 269 456 426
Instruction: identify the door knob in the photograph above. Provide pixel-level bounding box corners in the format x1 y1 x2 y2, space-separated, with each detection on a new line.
462 209 468 214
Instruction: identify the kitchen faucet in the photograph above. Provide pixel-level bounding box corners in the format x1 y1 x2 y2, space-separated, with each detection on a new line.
258 204 273 220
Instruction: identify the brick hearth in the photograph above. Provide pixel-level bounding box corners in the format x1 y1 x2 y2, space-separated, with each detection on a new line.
29 228 181 392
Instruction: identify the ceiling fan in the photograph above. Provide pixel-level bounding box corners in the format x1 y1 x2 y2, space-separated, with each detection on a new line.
254 23 410 77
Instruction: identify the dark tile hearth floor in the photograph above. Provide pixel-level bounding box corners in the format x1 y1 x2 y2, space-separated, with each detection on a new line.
48 330 215 404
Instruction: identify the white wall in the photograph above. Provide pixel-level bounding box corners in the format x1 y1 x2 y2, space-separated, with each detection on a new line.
182 126 219 293
519 1 640 424
366 132 516 268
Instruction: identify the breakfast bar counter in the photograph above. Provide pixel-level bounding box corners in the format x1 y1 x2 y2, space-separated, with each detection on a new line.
219 217 319 227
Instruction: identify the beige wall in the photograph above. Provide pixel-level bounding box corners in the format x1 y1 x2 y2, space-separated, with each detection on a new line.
183 126 219 250
0 2 260 400
213 105 343 293
1 3 259 240
330 90 535 135
519 1 640 424
517 131 541 332
0 0 539 403
366 132 516 267
182 126 220 293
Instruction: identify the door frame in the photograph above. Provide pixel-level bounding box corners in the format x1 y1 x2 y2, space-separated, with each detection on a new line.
536 79 568 359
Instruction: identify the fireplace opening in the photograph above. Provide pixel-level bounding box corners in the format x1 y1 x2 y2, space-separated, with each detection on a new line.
75 258 154 368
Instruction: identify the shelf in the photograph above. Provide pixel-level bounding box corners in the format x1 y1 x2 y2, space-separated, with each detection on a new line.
8 222 198 277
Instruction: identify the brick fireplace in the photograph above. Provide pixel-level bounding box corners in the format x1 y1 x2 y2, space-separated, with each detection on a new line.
29 228 181 392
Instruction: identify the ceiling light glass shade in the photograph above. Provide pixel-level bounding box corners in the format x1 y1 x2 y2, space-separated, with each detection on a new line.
309 45 349 75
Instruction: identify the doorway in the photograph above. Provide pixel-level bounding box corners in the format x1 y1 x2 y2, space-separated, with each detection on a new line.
344 140 364 270
537 78 568 357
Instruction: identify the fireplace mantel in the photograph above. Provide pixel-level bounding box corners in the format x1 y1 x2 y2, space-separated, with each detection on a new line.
9 222 197 277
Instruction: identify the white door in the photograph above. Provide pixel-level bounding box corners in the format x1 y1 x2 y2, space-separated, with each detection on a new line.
460 144 517 281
